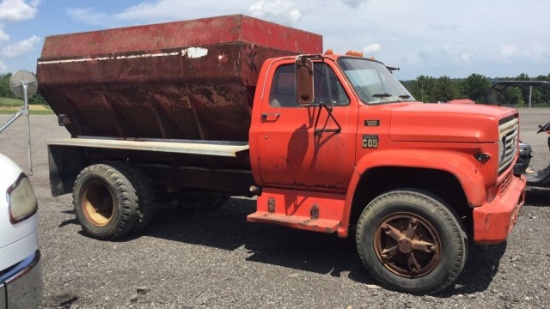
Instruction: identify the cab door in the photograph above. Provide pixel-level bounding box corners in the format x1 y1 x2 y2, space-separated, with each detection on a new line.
254 61 357 191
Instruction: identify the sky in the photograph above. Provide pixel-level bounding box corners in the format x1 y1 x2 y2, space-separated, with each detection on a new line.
0 0 549 80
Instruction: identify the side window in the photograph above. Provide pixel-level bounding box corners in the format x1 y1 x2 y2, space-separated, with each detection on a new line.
270 63 350 108
270 65 297 108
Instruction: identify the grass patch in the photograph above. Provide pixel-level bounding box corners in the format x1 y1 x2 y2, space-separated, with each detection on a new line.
0 109 54 115
0 96 53 115
0 97 24 106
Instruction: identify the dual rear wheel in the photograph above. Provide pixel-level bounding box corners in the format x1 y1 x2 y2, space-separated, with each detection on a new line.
72 163 228 240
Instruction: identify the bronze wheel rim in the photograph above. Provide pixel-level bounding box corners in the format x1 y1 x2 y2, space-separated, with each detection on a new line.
82 181 114 227
373 212 441 277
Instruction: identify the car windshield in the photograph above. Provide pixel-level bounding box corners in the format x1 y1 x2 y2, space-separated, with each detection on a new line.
338 57 415 104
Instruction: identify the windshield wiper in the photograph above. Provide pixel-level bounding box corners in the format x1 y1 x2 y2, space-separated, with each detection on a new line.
372 93 392 98
371 93 410 102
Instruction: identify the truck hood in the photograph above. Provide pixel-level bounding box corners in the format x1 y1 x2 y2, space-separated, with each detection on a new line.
389 103 518 143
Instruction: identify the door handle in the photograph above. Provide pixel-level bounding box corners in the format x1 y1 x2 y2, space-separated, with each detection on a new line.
261 113 281 122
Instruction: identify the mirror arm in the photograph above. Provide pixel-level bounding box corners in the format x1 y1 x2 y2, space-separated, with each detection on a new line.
314 103 342 136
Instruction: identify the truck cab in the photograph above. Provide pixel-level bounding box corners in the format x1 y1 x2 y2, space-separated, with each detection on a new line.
248 53 525 293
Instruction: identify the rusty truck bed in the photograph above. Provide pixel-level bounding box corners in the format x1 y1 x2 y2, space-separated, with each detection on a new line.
37 14 322 141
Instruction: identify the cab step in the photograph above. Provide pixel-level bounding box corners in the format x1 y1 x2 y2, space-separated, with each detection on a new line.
246 187 345 234
247 211 340 233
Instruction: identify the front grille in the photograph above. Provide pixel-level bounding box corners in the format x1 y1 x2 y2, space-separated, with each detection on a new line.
498 117 519 174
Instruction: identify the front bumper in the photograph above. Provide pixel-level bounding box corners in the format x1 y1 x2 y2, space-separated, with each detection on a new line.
0 250 42 309
472 174 526 244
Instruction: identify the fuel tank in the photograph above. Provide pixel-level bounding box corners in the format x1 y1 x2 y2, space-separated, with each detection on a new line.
36 14 322 141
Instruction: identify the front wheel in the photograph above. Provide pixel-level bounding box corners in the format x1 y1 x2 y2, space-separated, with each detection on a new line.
355 189 468 294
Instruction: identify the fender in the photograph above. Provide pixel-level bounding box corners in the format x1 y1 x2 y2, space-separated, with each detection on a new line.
337 148 488 237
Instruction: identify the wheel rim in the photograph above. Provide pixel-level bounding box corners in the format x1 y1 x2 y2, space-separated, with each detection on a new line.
373 212 441 278
82 180 115 227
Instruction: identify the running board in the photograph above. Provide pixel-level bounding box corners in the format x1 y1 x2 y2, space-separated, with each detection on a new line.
247 212 340 233
246 187 345 234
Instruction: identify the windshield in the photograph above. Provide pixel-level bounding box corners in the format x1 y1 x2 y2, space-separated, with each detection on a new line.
338 57 415 104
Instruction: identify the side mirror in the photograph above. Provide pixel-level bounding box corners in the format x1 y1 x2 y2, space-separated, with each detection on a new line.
295 56 314 105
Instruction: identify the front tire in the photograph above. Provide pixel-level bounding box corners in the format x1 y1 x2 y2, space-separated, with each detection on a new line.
73 163 141 240
355 189 468 294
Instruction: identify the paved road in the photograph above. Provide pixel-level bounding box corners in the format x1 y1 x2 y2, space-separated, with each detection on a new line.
0 108 549 308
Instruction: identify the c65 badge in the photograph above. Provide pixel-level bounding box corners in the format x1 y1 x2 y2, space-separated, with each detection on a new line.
362 135 379 148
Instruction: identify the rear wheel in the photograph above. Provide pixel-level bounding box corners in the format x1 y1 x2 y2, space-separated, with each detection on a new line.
73 163 153 239
110 163 155 232
355 189 468 294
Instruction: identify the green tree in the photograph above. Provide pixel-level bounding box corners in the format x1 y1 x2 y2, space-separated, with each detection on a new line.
0 73 14 98
403 75 437 102
502 87 525 106
532 75 550 106
515 73 531 104
463 74 491 103
433 76 457 102
453 78 467 99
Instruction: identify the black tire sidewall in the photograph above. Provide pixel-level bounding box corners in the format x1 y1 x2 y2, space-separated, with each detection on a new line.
73 164 138 240
109 163 155 232
356 189 467 294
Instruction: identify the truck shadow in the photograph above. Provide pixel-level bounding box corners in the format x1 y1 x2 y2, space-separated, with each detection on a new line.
437 242 507 296
137 197 506 296
525 187 550 207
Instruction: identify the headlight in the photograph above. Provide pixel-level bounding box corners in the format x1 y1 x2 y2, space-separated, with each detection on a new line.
7 173 38 223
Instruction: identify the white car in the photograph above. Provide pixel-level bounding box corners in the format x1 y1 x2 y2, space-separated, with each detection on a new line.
0 153 42 308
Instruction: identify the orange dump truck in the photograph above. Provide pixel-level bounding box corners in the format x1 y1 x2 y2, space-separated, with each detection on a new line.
37 15 526 294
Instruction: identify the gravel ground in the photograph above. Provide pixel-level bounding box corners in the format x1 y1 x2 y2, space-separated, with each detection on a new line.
1 108 549 309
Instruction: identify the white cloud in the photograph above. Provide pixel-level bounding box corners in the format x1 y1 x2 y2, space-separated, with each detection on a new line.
0 0 40 43
117 1 249 23
0 26 9 43
0 35 39 57
66 7 114 27
0 0 547 78
461 52 473 62
427 22 458 31
340 0 369 8
248 0 302 25
0 0 40 22
363 43 381 55
0 0 41 72
67 1 252 27
499 44 518 58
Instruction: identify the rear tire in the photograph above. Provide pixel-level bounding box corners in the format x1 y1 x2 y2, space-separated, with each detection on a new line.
73 163 144 240
109 163 156 232
355 189 468 294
